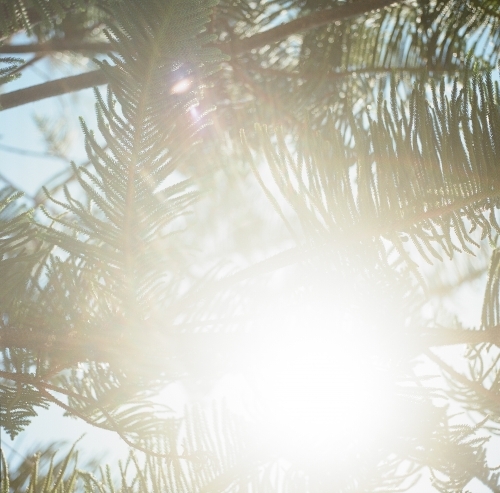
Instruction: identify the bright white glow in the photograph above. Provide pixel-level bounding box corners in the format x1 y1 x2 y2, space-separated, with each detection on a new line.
170 78 193 94
217 275 400 462
249 328 392 457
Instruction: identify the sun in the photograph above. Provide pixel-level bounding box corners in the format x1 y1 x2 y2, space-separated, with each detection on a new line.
217 272 402 463
247 328 394 460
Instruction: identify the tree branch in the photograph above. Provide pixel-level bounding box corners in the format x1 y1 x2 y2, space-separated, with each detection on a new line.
229 0 399 55
246 64 468 80
419 326 500 348
0 70 107 110
4 319 500 365
425 349 500 407
0 325 127 361
0 368 207 461
0 0 400 111
0 41 111 54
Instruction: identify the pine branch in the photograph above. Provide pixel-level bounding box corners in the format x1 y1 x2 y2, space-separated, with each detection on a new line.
228 0 400 55
4 313 500 360
426 349 500 407
0 325 135 362
0 41 111 54
419 327 500 348
0 369 202 461
0 0 400 110
0 70 107 110
0 370 189 460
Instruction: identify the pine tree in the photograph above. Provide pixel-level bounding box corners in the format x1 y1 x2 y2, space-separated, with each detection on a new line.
2 0 500 491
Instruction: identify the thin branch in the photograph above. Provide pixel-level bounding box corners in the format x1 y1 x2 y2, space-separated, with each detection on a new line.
0 0 401 111
425 349 500 408
0 41 111 54
419 326 500 348
229 0 400 55
9 54 45 76
0 5 93 43
0 70 108 110
0 369 203 461
0 142 61 159
1 0 400 55
247 64 469 80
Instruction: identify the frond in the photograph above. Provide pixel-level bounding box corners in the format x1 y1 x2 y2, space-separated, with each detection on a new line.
0 0 112 39
243 68 500 270
0 56 22 88
1 401 492 493
208 0 500 133
0 0 228 444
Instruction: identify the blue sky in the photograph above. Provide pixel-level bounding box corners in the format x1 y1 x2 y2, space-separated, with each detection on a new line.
1 46 98 197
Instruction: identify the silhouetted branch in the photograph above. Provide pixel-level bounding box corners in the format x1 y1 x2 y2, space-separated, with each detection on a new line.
420 327 500 348
0 70 107 110
229 0 399 54
0 41 111 54
0 0 399 110
0 369 189 459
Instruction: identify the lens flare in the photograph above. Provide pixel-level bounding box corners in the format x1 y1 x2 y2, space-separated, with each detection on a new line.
170 78 193 94
189 104 199 119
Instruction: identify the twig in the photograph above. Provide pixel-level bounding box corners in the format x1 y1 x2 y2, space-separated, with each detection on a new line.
0 41 111 54
0 369 202 461
425 349 500 408
9 54 45 76
229 0 399 55
0 143 62 159
0 70 108 110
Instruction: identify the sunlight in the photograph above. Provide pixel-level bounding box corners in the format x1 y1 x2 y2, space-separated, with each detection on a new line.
220 273 401 462
254 331 390 437
248 331 393 460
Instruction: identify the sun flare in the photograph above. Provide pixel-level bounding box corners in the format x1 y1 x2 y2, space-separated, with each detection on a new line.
170 77 193 94
218 273 401 462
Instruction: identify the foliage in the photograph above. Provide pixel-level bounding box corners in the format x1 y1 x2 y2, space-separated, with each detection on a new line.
2 0 500 492
0 0 113 40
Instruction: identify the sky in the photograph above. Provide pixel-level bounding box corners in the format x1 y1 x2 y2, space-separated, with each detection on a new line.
0 56 97 196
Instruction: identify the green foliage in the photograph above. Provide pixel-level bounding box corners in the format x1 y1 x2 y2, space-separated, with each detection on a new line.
211 0 500 132
0 406 495 493
0 0 112 39
3 0 500 492
0 57 22 87
2 0 228 447
244 69 500 266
